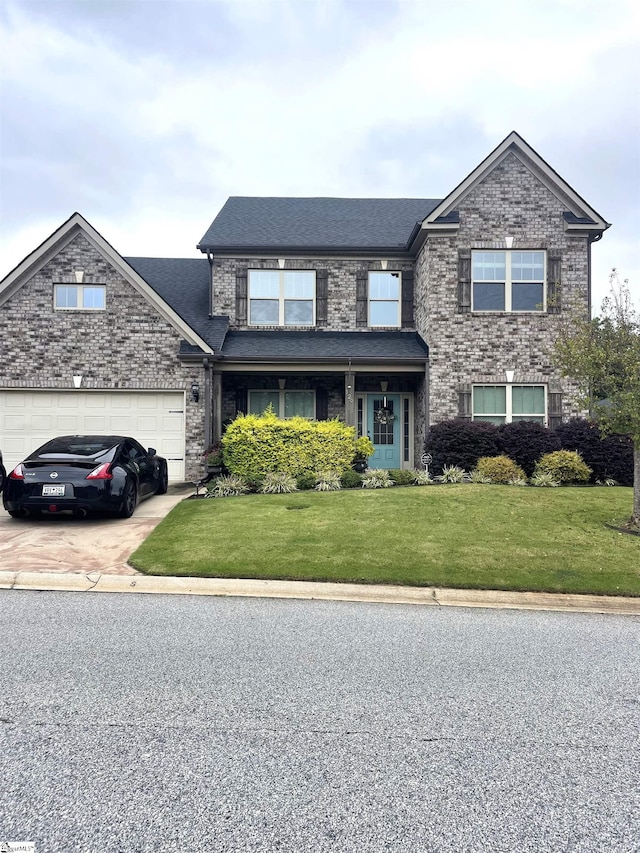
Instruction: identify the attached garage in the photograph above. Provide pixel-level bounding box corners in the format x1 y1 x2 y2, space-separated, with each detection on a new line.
0 390 186 481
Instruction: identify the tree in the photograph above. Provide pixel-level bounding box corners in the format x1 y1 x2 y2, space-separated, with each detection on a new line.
553 270 640 527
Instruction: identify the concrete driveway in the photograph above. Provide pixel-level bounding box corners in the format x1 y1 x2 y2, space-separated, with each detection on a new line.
0 484 193 575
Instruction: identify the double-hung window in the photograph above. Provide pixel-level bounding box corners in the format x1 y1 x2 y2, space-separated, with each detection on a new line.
249 270 315 326
54 284 106 310
472 251 545 312
473 385 546 425
369 272 401 327
248 390 315 419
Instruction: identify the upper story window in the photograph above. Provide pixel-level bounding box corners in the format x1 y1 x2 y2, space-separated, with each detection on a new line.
472 251 545 312
54 284 106 311
249 270 315 326
473 384 546 425
369 272 401 327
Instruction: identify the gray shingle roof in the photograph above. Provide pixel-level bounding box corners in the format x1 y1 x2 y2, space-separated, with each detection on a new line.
218 331 429 361
125 257 229 351
198 197 441 252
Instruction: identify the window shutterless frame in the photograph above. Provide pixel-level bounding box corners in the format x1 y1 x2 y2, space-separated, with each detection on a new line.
54 284 106 310
472 384 547 425
368 272 401 327
471 251 546 312
248 270 315 326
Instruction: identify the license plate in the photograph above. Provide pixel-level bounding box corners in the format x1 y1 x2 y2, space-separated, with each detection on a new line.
42 485 66 497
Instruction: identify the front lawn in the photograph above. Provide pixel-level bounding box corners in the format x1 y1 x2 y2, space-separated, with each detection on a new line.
130 485 640 596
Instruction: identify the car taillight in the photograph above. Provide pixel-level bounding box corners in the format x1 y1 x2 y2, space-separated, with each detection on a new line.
86 463 113 480
9 464 25 480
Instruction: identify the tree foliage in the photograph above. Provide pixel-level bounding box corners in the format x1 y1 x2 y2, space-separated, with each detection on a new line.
553 270 640 524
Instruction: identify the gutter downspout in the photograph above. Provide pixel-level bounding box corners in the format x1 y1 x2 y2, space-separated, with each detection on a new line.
424 358 430 449
203 357 212 448
207 251 214 318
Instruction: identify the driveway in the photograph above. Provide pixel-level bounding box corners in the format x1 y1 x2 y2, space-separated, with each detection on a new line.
0 484 192 575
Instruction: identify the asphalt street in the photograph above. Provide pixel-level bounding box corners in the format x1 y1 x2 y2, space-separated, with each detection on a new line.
1 591 639 852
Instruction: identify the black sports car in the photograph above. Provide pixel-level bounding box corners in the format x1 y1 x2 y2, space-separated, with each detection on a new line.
3 435 169 519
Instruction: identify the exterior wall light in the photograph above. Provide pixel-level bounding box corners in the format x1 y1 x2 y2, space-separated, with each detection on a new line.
191 381 200 403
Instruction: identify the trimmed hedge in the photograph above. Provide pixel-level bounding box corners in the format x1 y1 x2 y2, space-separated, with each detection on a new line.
534 450 592 484
426 420 500 475
222 412 356 479
474 455 526 484
498 421 561 477
554 418 634 486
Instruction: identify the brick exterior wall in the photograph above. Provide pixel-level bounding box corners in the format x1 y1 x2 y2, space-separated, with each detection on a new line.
415 152 588 427
0 233 206 480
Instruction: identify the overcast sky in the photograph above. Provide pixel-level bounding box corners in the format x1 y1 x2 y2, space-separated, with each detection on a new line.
1 0 638 312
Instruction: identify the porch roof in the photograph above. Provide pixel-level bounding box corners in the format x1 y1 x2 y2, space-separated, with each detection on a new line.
217 330 429 362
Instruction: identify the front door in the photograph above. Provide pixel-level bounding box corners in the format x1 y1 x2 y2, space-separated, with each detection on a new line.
366 394 401 469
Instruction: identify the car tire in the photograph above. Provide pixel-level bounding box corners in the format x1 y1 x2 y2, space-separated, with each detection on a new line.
7 510 24 518
118 479 138 518
156 464 168 495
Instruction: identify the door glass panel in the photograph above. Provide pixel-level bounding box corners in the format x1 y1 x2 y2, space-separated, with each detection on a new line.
373 398 394 445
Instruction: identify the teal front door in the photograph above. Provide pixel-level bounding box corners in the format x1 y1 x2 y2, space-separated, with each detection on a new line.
366 394 401 469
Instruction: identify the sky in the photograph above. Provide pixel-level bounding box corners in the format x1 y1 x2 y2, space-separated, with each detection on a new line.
0 0 639 313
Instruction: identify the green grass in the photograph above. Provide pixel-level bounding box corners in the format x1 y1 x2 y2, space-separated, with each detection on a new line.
130 485 640 596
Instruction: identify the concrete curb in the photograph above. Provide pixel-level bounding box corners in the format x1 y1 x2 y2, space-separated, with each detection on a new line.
0 571 639 615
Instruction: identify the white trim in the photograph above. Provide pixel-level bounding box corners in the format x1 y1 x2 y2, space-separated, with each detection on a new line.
368 270 401 328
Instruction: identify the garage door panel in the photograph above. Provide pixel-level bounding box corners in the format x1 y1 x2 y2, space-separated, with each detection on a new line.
0 391 185 480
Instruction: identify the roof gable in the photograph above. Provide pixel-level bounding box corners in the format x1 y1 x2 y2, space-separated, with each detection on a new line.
0 213 214 353
419 131 610 238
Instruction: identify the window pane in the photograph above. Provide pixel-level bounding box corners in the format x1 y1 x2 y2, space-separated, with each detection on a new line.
249 271 279 298
250 300 279 324
284 272 314 298
248 391 279 415
512 416 545 424
82 287 105 309
369 272 400 299
474 415 506 424
474 386 506 415
284 391 314 419
473 282 505 311
369 301 399 326
512 282 544 311
284 300 313 325
55 286 77 308
472 252 505 281
512 386 545 415
511 252 544 281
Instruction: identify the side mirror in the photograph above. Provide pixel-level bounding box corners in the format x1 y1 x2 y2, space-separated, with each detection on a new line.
148 447 157 457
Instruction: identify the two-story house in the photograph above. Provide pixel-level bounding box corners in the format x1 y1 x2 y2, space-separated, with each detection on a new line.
0 132 609 481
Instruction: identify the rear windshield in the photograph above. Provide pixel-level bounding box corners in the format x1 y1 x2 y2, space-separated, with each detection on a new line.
35 438 118 460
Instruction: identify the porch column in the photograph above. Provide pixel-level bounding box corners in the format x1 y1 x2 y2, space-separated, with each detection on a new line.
344 371 356 427
424 359 430 445
212 370 222 442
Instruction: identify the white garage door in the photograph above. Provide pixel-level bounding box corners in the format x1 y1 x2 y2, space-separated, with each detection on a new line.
0 390 186 481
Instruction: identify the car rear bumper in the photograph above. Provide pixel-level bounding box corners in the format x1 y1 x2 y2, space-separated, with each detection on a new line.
4 491 123 515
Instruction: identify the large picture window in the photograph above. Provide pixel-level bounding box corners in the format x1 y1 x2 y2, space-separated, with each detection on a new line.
473 385 546 424
369 272 401 327
54 284 106 310
249 270 315 326
248 390 315 419
472 251 545 312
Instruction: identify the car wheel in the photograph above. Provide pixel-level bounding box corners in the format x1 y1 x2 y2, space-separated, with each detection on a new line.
156 464 168 495
118 479 138 518
7 510 25 518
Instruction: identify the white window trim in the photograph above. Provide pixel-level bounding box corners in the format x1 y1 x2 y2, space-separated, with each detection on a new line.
54 284 106 311
248 389 316 419
472 384 547 425
248 270 316 327
471 250 546 313
368 271 401 328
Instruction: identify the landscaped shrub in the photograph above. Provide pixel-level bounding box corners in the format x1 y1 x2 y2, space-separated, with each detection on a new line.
426 420 500 475
412 468 434 485
438 465 469 483
259 471 298 494
222 411 356 479
474 455 526 485
534 450 592 484
388 469 415 486
361 469 394 489
529 471 560 487
296 472 317 490
340 469 363 489
314 472 342 491
498 421 561 477
205 475 249 498
554 418 633 486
